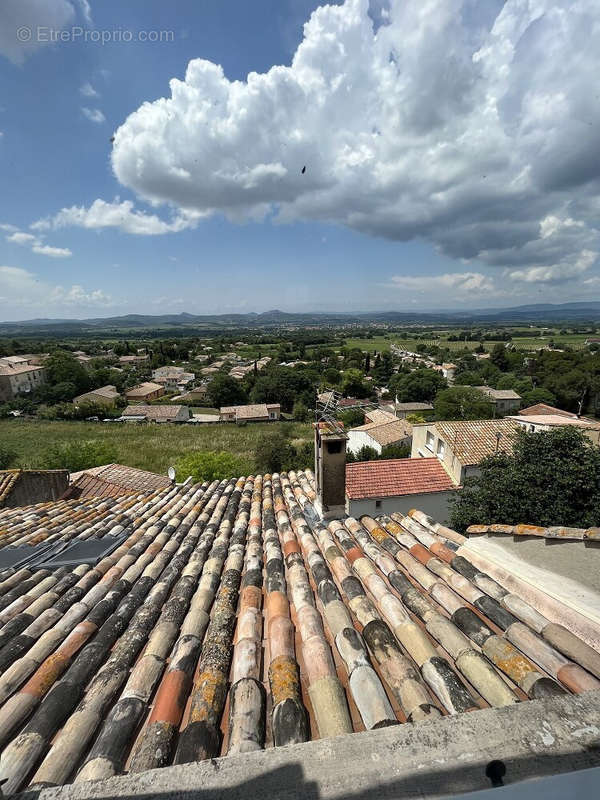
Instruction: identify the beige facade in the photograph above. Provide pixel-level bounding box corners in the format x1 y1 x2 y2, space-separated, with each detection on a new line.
73 385 120 407
0 364 46 402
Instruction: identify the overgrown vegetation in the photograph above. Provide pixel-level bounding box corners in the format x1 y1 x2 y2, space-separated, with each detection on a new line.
450 428 600 531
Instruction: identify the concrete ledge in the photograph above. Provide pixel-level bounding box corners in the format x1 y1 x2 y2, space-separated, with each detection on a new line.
22 690 600 800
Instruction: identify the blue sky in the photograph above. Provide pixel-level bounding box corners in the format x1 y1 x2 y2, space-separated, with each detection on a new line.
0 0 599 320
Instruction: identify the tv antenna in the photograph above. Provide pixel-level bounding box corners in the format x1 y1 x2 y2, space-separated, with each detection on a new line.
315 388 380 437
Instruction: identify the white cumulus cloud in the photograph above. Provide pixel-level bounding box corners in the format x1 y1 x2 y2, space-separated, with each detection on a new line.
105 0 600 286
0 0 86 64
390 271 496 295
81 107 105 124
33 198 198 235
80 82 99 98
0 266 112 315
4 225 72 257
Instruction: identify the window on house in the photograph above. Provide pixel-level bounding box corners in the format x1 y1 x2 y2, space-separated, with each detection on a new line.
375 500 382 509
437 439 445 458
425 431 435 451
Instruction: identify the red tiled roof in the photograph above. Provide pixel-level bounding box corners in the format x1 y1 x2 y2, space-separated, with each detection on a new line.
65 464 172 499
346 457 456 499
519 403 578 418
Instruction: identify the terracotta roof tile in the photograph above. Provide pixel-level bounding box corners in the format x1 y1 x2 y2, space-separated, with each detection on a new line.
0 467 598 795
434 419 519 465
346 458 456 499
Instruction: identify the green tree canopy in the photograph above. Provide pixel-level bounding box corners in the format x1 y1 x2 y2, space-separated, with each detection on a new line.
254 432 296 473
207 374 248 408
450 427 600 531
519 386 557 408
176 450 247 482
42 441 118 472
433 386 494 420
389 369 447 402
340 368 370 399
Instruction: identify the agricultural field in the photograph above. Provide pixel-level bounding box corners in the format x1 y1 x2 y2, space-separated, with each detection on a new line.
0 419 312 476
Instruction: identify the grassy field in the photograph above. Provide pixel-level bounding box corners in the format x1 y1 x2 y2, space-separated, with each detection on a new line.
0 419 313 475
343 336 512 353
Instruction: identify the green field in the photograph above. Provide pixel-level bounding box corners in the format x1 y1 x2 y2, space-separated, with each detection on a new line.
344 336 506 353
0 419 312 475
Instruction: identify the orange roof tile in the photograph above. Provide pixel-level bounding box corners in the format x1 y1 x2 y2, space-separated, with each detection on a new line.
346 458 456 499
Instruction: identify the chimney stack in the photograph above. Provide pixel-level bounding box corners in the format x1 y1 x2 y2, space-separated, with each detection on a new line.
313 422 347 519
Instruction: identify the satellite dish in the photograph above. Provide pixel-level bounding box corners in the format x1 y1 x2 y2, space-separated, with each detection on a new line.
168 466 176 482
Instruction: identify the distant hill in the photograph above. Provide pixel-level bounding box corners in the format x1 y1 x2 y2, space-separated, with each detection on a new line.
2 302 600 335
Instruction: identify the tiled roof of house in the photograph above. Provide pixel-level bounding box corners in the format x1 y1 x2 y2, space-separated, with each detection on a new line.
0 471 20 504
346 458 456 499
467 522 600 541
475 387 522 401
66 464 172 499
364 409 398 425
0 471 599 795
0 469 69 509
509 414 600 430
221 403 276 419
75 385 119 401
125 381 163 397
434 419 519 465
519 403 579 417
0 363 44 376
394 402 433 412
351 419 413 447
122 404 187 419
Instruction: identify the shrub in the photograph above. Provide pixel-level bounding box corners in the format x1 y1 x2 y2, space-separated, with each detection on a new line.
42 441 118 472
254 432 296 473
176 450 247 482
0 445 18 469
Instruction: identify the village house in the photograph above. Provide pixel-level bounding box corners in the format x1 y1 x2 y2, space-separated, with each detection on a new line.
121 405 190 423
0 362 46 402
347 417 413 456
475 386 521 414
411 418 519 484
219 403 281 423
507 413 600 445
73 385 120 407
125 382 165 403
118 354 149 365
345 457 456 521
151 366 195 391
394 401 434 419
173 383 211 405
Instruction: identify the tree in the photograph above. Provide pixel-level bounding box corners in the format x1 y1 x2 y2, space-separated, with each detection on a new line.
519 387 557 408
341 368 370 398
346 444 380 463
380 442 410 459
490 343 509 371
450 427 600 531
338 408 366 428
207 374 247 408
254 432 295 473
389 369 447 402
433 386 494 420
0 445 17 470
176 451 247 482
292 401 311 422
41 350 91 400
42 441 117 472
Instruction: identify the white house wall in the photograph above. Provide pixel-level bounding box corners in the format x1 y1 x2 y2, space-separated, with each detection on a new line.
347 430 383 456
346 490 455 523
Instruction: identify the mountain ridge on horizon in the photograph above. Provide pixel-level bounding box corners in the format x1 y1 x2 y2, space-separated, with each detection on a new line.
2 301 600 331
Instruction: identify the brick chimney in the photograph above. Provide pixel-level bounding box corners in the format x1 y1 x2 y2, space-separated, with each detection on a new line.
313 422 347 519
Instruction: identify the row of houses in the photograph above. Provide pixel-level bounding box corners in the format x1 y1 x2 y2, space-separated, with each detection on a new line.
343 402 600 520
